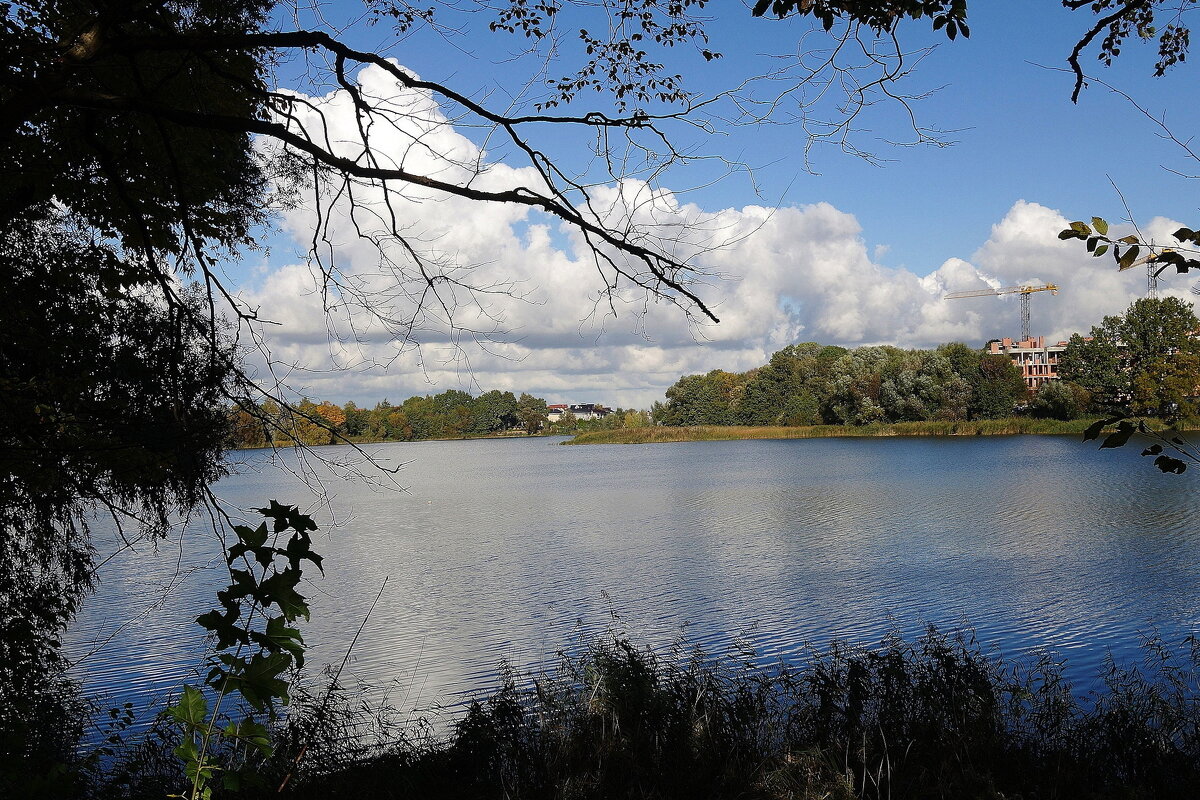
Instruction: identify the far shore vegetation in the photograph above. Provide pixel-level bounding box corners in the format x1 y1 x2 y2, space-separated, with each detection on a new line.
567 417 1200 445
246 297 1200 451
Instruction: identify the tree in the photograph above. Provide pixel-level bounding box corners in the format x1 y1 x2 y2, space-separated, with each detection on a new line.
737 343 845 425
1131 353 1200 420
1029 380 1090 421
0 214 236 778
1058 326 1129 414
1122 298 1200 419
553 409 579 432
1060 299 1200 418
972 354 1029 419
516 393 549 436
472 390 519 434
661 371 746 426
3 0 1174 776
1120 297 1200 373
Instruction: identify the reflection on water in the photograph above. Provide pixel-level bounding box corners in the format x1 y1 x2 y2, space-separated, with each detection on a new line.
66 434 1200 720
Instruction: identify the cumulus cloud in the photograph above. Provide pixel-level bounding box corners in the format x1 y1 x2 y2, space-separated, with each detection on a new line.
241 64 1182 409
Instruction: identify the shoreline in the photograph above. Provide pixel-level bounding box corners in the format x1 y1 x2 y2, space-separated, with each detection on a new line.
564 418 1200 445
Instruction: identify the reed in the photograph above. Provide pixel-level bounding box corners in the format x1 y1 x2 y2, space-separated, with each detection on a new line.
87 628 1200 800
567 418 1200 445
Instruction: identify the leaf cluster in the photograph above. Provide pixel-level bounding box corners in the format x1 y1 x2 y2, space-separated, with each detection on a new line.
1084 417 1190 473
752 0 970 39
165 502 321 798
1060 216 1200 274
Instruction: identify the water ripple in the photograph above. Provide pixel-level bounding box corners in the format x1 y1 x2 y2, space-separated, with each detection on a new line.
67 435 1200 718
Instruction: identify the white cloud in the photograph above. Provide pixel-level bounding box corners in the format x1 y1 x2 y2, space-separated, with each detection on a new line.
241 65 1186 410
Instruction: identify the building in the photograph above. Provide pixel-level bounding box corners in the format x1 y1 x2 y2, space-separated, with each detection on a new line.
986 336 1070 391
546 403 612 423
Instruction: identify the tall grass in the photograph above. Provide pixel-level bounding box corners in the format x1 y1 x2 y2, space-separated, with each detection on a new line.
86 628 1200 799
568 417 1200 445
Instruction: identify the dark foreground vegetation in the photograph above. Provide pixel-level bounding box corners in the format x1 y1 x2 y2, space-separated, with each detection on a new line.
23 629 1200 800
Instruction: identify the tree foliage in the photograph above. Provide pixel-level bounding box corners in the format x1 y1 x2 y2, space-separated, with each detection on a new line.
656 341 1028 427
1060 297 1200 420
0 212 237 781
6 0 1200 781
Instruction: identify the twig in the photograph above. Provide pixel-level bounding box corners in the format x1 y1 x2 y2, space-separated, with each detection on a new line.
276 576 390 792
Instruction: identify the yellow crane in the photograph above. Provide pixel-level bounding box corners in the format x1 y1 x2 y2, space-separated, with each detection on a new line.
944 284 1059 341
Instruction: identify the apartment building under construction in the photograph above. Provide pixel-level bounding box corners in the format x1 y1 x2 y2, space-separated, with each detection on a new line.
987 336 1070 391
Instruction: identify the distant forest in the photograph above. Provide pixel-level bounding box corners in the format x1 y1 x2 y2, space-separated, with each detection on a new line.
232 299 1200 446
652 298 1200 427
229 391 651 448
652 342 1032 428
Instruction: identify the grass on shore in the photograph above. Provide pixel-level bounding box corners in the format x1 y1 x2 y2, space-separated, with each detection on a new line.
83 628 1200 800
566 417 1200 445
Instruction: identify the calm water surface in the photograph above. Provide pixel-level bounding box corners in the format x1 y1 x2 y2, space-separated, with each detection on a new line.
66 434 1200 721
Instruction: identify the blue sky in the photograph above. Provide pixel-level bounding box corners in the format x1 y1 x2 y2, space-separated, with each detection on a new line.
239 3 1200 407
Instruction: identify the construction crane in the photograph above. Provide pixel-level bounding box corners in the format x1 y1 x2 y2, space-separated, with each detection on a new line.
944 284 1059 341
1119 248 1174 298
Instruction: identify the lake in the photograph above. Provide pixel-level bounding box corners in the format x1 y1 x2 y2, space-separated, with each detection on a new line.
66 433 1200 723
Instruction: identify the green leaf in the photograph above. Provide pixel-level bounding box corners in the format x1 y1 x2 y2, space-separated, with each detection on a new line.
173 739 199 765
228 652 294 712
1092 217 1109 235
167 685 208 727
224 719 274 755
252 615 307 668
1094 244 1109 257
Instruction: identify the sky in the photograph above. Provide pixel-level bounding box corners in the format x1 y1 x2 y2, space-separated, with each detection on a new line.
231 2 1200 409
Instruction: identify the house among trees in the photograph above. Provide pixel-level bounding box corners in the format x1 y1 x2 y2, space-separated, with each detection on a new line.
986 336 1070 391
547 403 613 423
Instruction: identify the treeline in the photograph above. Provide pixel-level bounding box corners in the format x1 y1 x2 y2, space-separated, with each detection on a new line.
1059 296 1200 419
228 391 654 448
653 341 1030 427
655 297 1200 427
229 390 551 448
